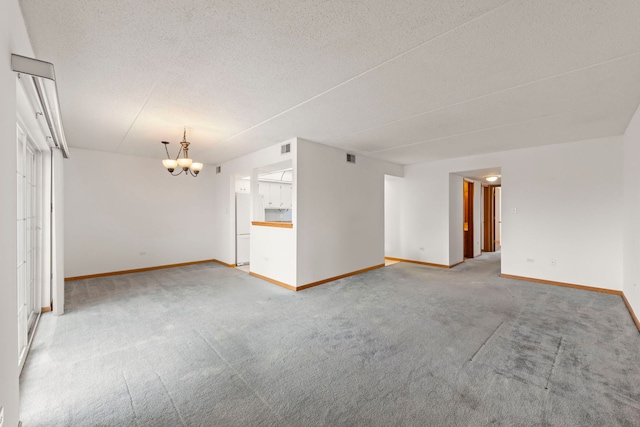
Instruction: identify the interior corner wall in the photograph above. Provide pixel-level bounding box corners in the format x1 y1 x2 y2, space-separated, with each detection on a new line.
64 148 216 277
473 180 482 257
296 140 403 286
448 174 463 266
1 0 35 424
447 176 483 265
623 103 640 317
210 170 233 266
384 175 404 257
211 138 296 284
501 137 623 290
386 136 623 290
385 160 451 266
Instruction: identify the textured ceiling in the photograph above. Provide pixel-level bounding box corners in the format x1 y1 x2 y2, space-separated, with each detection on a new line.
18 0 640 165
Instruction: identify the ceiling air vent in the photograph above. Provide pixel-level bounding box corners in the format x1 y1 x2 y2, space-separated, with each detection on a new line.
346 153 356 164
216 166 221 174
281 143 291 154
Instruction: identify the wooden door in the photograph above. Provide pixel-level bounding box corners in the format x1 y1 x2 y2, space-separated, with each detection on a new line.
483 186 495 252
464 181 474 258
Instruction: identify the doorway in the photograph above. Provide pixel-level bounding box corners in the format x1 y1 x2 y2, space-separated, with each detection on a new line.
234 175 251 267
235 192 251 266
463 180 474 259
483 185 501 252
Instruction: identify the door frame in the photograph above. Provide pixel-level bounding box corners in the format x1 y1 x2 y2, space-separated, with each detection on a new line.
482 184 501 252
16 122 45 372
463 180 474 258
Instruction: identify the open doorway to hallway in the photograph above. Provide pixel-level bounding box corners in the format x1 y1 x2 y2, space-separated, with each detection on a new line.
453 168 502 270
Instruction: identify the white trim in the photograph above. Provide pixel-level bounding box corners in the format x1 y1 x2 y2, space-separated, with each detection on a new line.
51 149 65 315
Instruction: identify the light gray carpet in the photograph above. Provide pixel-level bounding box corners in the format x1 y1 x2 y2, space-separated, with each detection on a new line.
20 253 640 426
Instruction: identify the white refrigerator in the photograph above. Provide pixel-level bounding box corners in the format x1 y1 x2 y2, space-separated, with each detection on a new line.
236 193 251 265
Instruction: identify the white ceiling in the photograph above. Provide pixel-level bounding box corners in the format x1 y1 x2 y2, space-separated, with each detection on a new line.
18 0 640 166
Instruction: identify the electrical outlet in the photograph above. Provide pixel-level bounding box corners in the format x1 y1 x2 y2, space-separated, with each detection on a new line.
551 259 556 267
419 247 425 251
526 258 535 263
512 208 517 214
139 252 146 256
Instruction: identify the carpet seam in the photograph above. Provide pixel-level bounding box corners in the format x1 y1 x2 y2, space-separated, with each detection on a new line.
122 370 140 427
154 370 187 426
545 336 563 390
469 321 503 362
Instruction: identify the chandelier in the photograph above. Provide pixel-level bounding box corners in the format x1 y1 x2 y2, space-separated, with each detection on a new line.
161 127 204 177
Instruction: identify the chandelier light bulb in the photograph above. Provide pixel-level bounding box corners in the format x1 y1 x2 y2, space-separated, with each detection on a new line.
162 159 178 171
190 162 204 173
177 157 193 169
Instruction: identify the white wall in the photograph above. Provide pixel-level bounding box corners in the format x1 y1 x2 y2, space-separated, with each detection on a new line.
473 180 482 257
251 226 296 285
623 103 640 317
385 162 450 266
52 149 65 314
296 139 403 286
501 138 622 289
64 148 216 277
1 0 35 424
384 175 404 256
449 174 463 265
386 136 623 290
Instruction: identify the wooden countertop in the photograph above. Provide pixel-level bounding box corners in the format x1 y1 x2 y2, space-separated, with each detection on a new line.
251 221 293 229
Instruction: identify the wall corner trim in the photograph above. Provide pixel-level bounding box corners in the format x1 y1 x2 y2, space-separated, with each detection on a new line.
297 264 385 291
249 264 385 292
385 257 463 269
499 274 623 295
249 272 296 291
64 259 228 281
621 293 640 333
211 259 237 268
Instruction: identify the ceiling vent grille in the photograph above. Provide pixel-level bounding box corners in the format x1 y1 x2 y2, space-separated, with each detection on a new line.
346 153 356 164
216 166 221 174
281 143 291 154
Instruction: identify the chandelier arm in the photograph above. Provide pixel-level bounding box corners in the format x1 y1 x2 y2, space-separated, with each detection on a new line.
164 143 172 159
170 168 184 176
187 169 198 177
